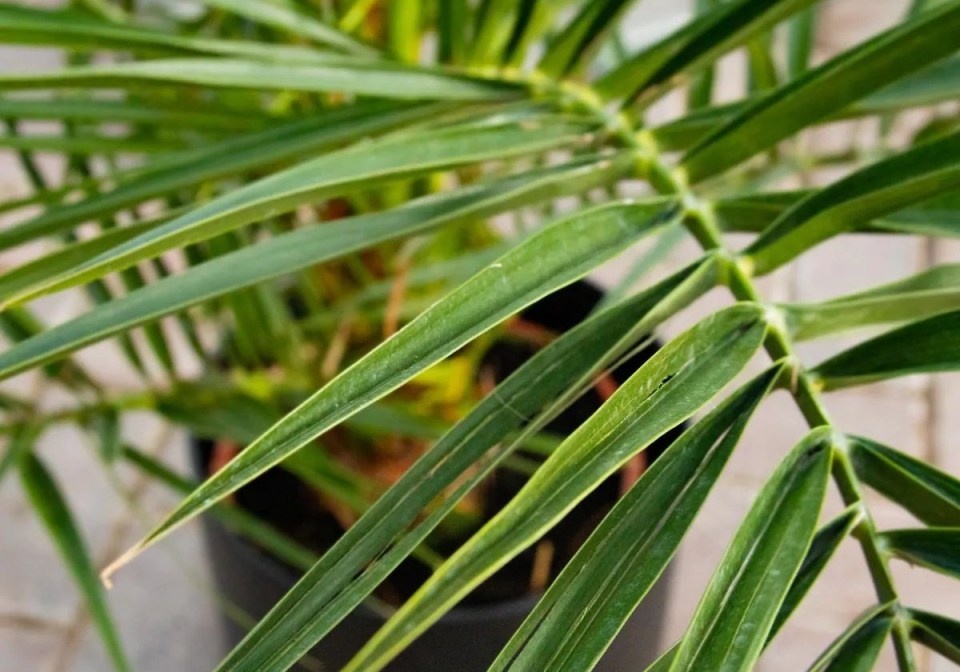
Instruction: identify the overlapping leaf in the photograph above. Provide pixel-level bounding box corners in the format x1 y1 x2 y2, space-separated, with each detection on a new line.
5 117 594 304
681 2 960 182
212 258 721 672
195 0 374 54
769 506 863 639
490 366 782 672
342 304 767 672
0 157 628 381
108 197 684 581
653 57 960 151
595 0 818 104
0 5 356 62
0 102 432 251
538 0 634 77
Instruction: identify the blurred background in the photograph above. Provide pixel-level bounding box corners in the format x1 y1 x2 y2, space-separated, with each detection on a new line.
1 0 959 670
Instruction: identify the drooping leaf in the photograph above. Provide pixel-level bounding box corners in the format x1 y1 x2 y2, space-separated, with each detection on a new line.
109 198 684 579
595 0 819 104
667 428 833 672
491 366 783 672
0 97 266 130
343 304 767 672
680 2 960 182
808 603 894 672
0 57 523 101
5 117 596 304
811 309 960 390
881 528 960 579
768 505 863 640
745 130 960 274
780 263 960 340
212 258 721 672
19 453 131 672
909 609 960 664
0 157 627 382
849 435 960 526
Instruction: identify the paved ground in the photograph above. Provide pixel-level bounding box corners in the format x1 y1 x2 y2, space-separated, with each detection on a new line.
2 1 959 670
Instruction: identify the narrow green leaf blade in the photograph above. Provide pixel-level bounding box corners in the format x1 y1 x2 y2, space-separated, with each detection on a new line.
19 453 131 672
0 217 165 304
667 428 833 672
0 96 265 130
492 366 783 672
808 604 894 672
7 118 595 304
811 309 960 390
681 2 960 182
909 610 960 664
596 0 818 103
344 304 768 672
538 0 635 77
196 0 374 55
213 258 721 672
0 158 626 382
745 130 960 274
881 528 960 579
769 506 863 640
780 263 960 340
849 435 960 526
0 58 523 100
0 424 41 489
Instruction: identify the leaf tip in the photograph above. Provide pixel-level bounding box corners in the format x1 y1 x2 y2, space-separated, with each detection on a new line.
100 540 146 588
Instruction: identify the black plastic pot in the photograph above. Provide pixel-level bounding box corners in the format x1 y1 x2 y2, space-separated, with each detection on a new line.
193 281 679 671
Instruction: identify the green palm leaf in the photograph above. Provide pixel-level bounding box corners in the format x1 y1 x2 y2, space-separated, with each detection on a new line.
108 198 683 579
19 453 131 672
212 259 720 672
342 304 767 672
681 1 960 182
5 116 593 304
667 429 833 672
0 158 626 381
491 366 783 672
